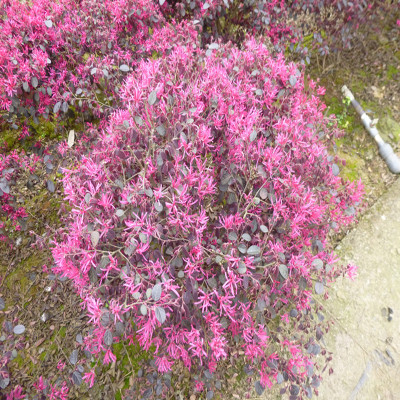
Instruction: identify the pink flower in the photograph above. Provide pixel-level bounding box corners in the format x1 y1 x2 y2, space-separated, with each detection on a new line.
33 376 47 391
195 380 204 392
56 361 66 371
281 313 289 324
155 355 173 373
83 369 96 388
103 349 117 365
6 386 25 400
209 335 227 361
109 299 123 323
84 296 103 325
346 263 358 281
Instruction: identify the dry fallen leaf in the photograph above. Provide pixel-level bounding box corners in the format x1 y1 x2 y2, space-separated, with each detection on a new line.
68 130 75 147
34 337 46 347
371 85 384 99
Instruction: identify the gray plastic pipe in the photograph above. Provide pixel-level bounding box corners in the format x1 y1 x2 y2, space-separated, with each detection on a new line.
342 85 400 174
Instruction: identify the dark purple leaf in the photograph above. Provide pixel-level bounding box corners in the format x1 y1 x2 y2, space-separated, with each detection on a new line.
247 245 260 256
140 305 148 316
312 258 323 270
278 264 289 280
72 371 82 385
31 76 38 88
53 101 61 113
0 376 10 389
104 330 113 346
69 350 78 365
148 90 157 106
255 381 265 395
155 307 166 324
315 282 324 295
152 283 162 302
47 179 55 193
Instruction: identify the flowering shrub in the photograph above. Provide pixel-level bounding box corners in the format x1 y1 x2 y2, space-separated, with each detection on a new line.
52 38 363 398
0 0 373 398
0 0 163 132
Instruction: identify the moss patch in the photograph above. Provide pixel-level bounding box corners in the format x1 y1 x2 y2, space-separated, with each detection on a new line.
378 116 400 143
112 338 154 393
386 64 398 81
4 252 44 292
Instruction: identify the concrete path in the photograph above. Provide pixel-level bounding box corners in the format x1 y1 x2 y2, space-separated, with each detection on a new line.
318 177 400 400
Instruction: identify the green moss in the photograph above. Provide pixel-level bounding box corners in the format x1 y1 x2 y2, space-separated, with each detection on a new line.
2 116 62 153
378 116 400 143
39 350 47 361
303 33 314 47
107 337 154 395
24 189 63 229
59 326 67 338
29 118 58 142
4 252 44 292
12 354 25 368
325 96 356 131
5 270 29 292
49 342 58 351
113 339 151 372
386 65 398 80
341 155 362 182
1 129 19 149
49 326 67 343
